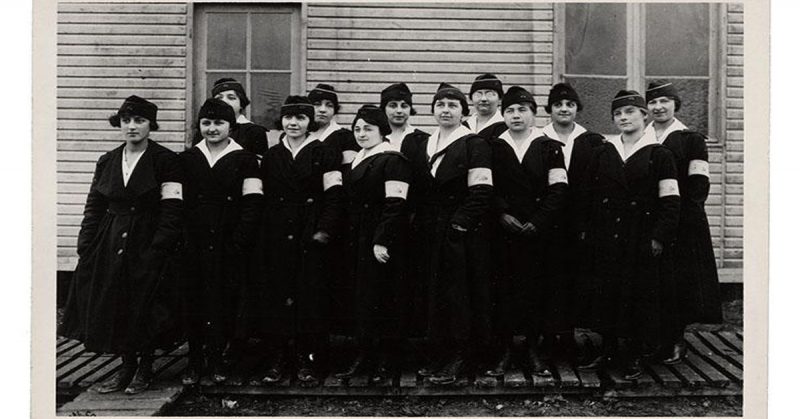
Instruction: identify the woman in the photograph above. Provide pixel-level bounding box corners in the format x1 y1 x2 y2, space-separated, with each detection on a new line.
255 95 345 386
191 78 270 158
308 83 359 166
335 105 412 383
576 90 681 379
402 83 494 385
179 98 263 385
381 82 430 151
59 95 183 394
487 86 568 377
645 80 722 364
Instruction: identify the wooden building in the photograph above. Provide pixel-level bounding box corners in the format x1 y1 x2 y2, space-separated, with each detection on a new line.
56 2 744 283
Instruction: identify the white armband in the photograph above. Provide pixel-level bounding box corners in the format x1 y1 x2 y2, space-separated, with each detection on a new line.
467 167 493 187
384 180 409 199
160 182 183 200
548 168 568 185
322 170 343 191
658 178 680 198
688 159 710 177
242 177 264 196
341 150 358 165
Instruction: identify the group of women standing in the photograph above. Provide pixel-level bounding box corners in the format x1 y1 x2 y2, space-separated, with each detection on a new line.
59 74 721 394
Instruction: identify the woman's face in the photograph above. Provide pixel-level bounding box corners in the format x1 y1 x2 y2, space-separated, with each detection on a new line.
647 96 676 124
313 99 336 126
214 90 242 115
503 103 535 133
385 100 411 127
471 89 500 116
433 98 463 129
353 119 384 150
551 99 578 125
199 118 231 144
120 115 151 144
613 105 647 134
282 114 311 140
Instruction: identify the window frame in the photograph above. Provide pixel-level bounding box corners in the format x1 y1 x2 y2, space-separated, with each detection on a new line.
552 3 725 142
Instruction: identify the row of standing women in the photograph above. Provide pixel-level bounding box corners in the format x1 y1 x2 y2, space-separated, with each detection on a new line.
59 74 722 394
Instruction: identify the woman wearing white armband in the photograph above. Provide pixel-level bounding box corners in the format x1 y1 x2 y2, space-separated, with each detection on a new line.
334 105 412 383
645 81 722 365
59 96 184 395
575 90 680 380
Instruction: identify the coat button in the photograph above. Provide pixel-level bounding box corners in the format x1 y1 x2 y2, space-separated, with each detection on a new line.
121 232 128 238
615 217 621 223
227 196 233 201
279 197 285 202
130 206 136 212
198 194 204 199
602 198 609 204
286 298 294 306
613 234 619 239
208 245 214 251
306 198 314 204
210 229 215 234
630 201 637 206
535 197 541 202
287 235 294 240
363 204 369 208
117 248 124 255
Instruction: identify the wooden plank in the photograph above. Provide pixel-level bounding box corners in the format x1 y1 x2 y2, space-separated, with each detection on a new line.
717 331 744 354
667 361 709 387
473 375 497 388
308 49 548 64
58 353 103 382
318 2 553 10
57 339 82 356
58 78 187 89
58 119 184 131
575 368 602 389
154 357 188 381
58 88 186 100
58 97 187 110
307 72 551 85
308 28 552 43
531 370 557 388
58 45 187 57
399 367 417 389
81 356 123 388
308 39 552 53
685 334 743 382
348 373 370 388
59 355 116 389
58 34 188 46
57 344 89 369
553 360 580 388
504 368 528 387
58 23 187 36
58 3 188 14
683 350 731 387
697 331 743 368
604 367 635 389
58 56 186 68
323 374 344 388
307 60 551 74
308 17 551 32
58 13 187 25
647 364 683 388
308 6 551 20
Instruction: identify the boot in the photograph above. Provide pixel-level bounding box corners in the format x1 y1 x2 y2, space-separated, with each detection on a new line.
96 355 137 394
124 355 154 395
662 340 687 365
484 345 511 377
623 356 644 380
260 346 286 384
429 351 466 385
296 351 321 386
528 345 552 377
335 349 367 379
578 334 616 370
181 344 203 385
208 350 227 384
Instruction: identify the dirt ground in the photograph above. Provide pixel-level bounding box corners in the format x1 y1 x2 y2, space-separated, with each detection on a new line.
165 299 743 417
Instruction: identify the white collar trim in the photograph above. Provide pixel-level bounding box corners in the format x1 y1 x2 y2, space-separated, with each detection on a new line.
427 125 473 159
351 141 392 169
196 138 242 167
466 110 503 133
647 118 688 143
281 135 318 159
608 128 659 162
387 124 415 149
542 122 587 145
313 120 342 142
498 127 541 163
236 114 251 124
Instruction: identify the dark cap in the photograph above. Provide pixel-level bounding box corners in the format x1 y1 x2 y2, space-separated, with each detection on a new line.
108 95 159 130
545 83 582 113
211 78 250 109
198 98 237 128
352 104 392 137
308 83 340 113
646 80 682 112
611 90 647 114
501 86 537 114
469 73 504 98
380 82 416 115
431 82 470 116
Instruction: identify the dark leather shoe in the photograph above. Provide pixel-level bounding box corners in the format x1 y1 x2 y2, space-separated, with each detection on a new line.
577 354 607 370
335 352 366 379
124 364 154 395
484 348 511 377
96 364 137 394
662 341 687 365
261 350 286 384
529 348 552 377
296 353 321 386
623 358 643 381
210 360 228 384
429 354 465 385
417 354 444 377
181 364 200 385
371 353 394 384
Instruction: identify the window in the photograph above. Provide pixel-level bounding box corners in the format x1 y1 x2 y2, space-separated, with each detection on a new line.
193 4 303 131
555 3 721 136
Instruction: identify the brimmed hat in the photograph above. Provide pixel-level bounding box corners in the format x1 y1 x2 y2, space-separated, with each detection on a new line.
198 98 237 127
108 95 159 130
611 90 647 114
278 95 319 132
646 80 682 112
211 78 250 109
431 82 470 116
352 104 391 137
545 83 582 113
308 83 340 113
380 82 416 115
501 86 537 114
469 73 504 98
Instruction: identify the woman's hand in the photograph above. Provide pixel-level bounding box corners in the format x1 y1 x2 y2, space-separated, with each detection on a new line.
312 230 331 245
373 245 390 263
520 222 537 236
499 213 523 234
651 239 664 257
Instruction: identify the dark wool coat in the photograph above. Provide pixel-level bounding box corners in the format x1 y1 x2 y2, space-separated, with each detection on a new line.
59 139 183 354
179 146 262 348
477 121 509 141
401 132 494 343
576 142 681 347
322 127 359 166
661 130 722 326
489 135 569 336
251 139 345 337
343 149 413 340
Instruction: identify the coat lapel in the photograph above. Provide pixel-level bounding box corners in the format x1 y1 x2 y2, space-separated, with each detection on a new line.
124 140 159 198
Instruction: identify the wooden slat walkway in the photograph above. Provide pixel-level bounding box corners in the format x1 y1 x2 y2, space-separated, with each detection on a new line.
57 330 742 414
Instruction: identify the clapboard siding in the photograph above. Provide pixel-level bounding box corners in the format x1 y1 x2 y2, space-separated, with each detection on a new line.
306 2 556 132
57 2 188 271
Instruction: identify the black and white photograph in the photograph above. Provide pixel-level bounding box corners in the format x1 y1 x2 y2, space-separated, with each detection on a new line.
29 0 770 417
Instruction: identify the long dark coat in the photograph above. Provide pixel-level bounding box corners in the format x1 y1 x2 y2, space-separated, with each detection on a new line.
401 132 494 343
489 135 569 336
343 149 413 340
179 145 262 348
661 130 722 326
576 141 681 347
59 139 183 354
321 127 359 166
253 139 345 337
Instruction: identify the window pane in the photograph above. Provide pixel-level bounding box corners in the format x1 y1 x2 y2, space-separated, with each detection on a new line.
645 4 709 76
565 3 627 76
646 77 709 133
251 12 293 70
564 76 627 134
250 73 292 129
206 13 247 70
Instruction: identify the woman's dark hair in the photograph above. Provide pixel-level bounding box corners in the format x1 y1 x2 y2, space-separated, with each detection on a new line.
276 113 319 133
108 113 159 131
